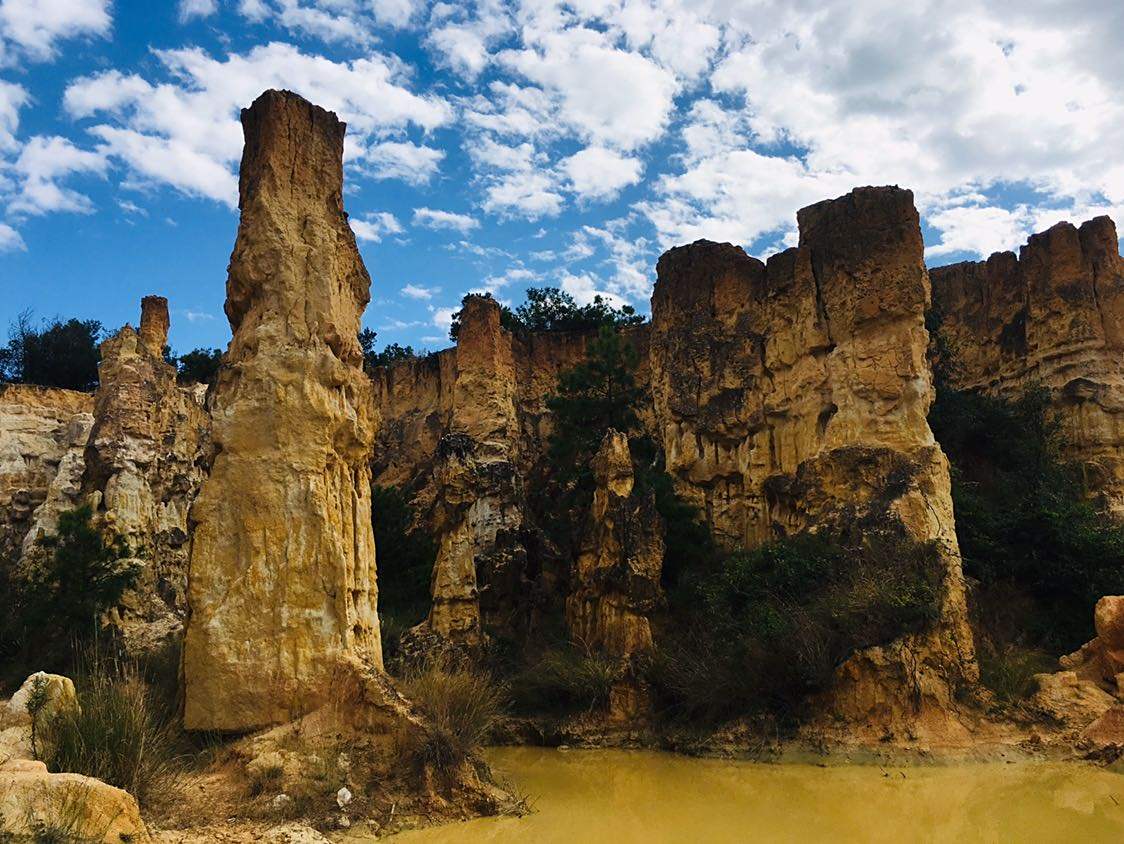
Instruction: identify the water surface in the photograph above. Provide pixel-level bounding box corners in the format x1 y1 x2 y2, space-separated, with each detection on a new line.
388 746 1124 843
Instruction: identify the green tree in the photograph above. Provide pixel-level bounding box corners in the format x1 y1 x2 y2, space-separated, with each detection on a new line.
546 324 642 486
359 328 419 371
174 347 223 384
930 386 1124 654
372 485 436 623
447 293 520 342
513 287 644 333
0 311 102 390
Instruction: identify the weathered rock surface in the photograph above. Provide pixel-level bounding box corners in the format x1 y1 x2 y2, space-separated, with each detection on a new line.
565 430 663 658
82 296 210 654
0 385 93 557
648 187 976 732
930 218 1124 513
183 90 381 732
1057 595 1124 698
0 672 80 764
0 758 152 843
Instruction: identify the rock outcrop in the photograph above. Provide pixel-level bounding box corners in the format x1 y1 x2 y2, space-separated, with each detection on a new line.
0 386 93 557
183 90 382 732
81 296 210 654
930 218 1124 513
565 430 663 658
651 188 976 732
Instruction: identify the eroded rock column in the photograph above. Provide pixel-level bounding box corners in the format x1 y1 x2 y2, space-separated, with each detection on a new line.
183 90 380 732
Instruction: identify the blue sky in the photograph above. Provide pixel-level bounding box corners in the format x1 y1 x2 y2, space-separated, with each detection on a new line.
1 1 1123 356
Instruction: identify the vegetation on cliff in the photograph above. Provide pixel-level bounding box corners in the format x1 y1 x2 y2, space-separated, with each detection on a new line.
448 287 644 342
0 506 138 687
0 310 102 391
371 484 436 658
930 383 1124 698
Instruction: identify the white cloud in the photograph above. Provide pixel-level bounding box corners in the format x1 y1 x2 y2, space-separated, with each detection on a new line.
354 140 443 184
64 42 451 205
351 210 403 243
182 309 216 322
0 221 24 250
925 203 1036 261
178 0 217 22
0 0 110 63
7 135 107 217
561 146 643 201
431 306 457 332
401 283 438 300
0 79 27 151
413 207 479 233
559 271 627 308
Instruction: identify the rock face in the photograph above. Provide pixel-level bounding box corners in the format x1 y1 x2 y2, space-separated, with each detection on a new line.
649 187 975 730
565 430 663 658
82 296 210 653
183 90 381 732
375 187 976 731
1058 595 1124 699
930 218 1124 513
0 386 93 557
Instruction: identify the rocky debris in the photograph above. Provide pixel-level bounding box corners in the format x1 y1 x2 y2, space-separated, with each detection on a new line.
183 90 382 732
0 758 152 843
930 217 1124 514
0 385 93 556
0 672 80 764
565 430 663 659
1058 596 1124 697
79 296 210 656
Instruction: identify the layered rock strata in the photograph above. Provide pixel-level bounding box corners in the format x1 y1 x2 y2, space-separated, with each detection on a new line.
930 218 1124 513
565 430 663 658
182 90 381 732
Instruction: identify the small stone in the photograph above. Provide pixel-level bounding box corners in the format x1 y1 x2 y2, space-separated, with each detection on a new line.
336 786 352 808
337 814 351 829
272 793 292 811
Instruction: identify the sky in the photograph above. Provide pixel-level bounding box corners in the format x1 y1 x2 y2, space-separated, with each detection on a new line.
1 0 1124 356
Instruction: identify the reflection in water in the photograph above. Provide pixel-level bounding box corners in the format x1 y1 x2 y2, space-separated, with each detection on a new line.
381 747 1124 843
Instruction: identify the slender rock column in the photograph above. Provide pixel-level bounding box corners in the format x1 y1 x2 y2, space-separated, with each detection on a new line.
183 90 380 732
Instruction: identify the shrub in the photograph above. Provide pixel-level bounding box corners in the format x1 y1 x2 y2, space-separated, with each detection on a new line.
371 485 435 634
977 644 1057 705
42 656 182 808
507 646 618 715
646 527 944 723
0 507 138 685
359 328 419 371
0 310 102 391
448 287 644 342
930 385 1124 655
398 659 506 775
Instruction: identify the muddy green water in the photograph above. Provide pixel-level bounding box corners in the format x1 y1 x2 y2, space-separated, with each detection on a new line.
386 747 1124 843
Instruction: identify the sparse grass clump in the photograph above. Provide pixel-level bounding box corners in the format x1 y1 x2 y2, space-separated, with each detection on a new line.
42 656 182 808
507 646 618 715
398 659 506 775
978 645 1057 705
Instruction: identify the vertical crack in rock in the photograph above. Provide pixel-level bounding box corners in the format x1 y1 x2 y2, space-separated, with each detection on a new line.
183 90 380 732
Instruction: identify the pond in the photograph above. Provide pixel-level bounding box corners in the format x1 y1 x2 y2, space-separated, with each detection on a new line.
383 746 1124 843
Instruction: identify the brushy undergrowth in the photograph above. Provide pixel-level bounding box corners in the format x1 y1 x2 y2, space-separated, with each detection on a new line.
507 645 618 715
978 644 1057 705
41 655 182 807
645 527 944 724
398 659 506 775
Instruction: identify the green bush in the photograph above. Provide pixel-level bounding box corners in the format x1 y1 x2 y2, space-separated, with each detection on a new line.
359 328 420 371
398 659 506 775
646 527 943 723
930 385 1124 655
0 310 102 391
507 646 618 715
371 485 435 636
42 656 181 807
172 347 223 384
977 644 1057 705
448 287 644 342
0 507 138 685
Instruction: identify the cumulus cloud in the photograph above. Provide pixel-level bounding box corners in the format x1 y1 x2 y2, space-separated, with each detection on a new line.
561 146 643 201
0 221 24 250
354 140 444 184
63 42 451 205
413 207 479 233
351 210 403 243
178 0 218 21
401 283 438 300
8 135 107 217
0 0 111 63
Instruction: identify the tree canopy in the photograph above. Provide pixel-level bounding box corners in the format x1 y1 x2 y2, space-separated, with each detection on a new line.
0 311 102 391
448 287 644 342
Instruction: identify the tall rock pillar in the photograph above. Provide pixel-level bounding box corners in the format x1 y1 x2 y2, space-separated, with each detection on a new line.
183 90 380 732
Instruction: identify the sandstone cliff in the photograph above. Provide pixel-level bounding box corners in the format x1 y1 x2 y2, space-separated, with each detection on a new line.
182 90 381 732
930 218 1124 513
